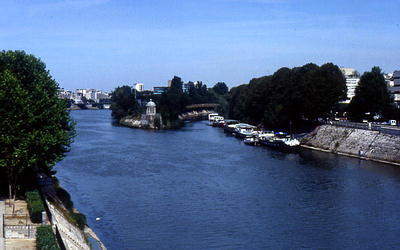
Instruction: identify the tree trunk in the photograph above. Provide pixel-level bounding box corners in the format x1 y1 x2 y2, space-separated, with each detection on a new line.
8 183 12 207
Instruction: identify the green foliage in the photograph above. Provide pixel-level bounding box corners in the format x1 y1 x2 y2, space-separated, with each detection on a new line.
227 63 347 128
0 50 75 197
36 225 60 250
157 77 229 125
212 82 229 95
56 187 74 211
110 85 139 120
26 190 45 223
158 76 187 122
71 212 87 230
186 81 218 105
348 67 392 121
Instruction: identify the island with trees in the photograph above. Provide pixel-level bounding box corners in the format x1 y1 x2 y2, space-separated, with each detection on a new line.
110 76 229 129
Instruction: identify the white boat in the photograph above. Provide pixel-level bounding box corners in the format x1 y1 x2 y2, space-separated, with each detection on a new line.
208 113 219 121
243 136 259 146
234 124 257 138
259 132 300 150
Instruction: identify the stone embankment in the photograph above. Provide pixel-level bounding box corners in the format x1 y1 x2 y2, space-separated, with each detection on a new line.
301 125 400 165
120 114 163 129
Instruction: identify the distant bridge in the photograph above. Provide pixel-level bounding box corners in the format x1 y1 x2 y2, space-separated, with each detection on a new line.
180 103 220 121
185 103 219 110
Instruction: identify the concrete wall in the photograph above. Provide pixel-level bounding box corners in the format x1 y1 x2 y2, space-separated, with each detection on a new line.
46 200 90 250
302 125 400 164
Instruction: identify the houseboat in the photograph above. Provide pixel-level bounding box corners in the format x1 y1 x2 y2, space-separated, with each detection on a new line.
234 123 257 138
259 132 300 150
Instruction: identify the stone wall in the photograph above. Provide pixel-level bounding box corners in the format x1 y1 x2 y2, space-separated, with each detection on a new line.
120 113 163 129
46 200 91 250
301 125 400 164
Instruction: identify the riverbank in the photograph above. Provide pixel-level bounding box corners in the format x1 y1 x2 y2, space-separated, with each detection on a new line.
119 115 183 130
301 125 400 165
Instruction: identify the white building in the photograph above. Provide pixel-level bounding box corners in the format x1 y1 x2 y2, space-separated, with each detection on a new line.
135 83 144 92
385 73 394 87
340 68 360 103
389 71 400 107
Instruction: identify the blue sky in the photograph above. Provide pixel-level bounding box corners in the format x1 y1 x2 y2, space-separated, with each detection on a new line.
1 0 399 91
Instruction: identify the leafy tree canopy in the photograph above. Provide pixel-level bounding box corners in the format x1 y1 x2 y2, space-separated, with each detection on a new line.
227 63 347 128
110 85 139 120
348 67 392 121
212 82 229 95
0 50 74 197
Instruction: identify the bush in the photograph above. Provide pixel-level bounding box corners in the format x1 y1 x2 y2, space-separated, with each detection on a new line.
36 226 60 250
26 190 45 223
55 187 74 211
71 212 87 230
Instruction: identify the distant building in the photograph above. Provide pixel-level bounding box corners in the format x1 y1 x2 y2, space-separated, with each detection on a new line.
140 90 154 97
135 83 144 92
194 81 202 87
393 71 400 86
340 68 360 103
385 73 394 87
389 71 400 108
182 82 190 93
168 80 172 87
58 88 110 104
153 87 168 95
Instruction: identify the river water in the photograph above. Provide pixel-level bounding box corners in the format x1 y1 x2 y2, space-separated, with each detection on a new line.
56 110 400 249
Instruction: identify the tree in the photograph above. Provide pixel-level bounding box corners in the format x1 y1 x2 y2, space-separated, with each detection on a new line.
212 82 229 96
348 67 392 121
227 63 347 128
0 50 74 200
158 76 187 124
110 85 139 120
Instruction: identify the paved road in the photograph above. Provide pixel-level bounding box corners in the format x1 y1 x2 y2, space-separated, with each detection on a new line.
327 120 400 136
0 200 4 250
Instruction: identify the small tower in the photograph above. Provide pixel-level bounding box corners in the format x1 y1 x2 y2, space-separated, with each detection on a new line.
146 99 156 116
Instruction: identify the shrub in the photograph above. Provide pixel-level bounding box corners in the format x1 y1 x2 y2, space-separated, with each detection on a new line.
71 212 87 230
36 226 60 250
26 190 45 223
55 187 74 211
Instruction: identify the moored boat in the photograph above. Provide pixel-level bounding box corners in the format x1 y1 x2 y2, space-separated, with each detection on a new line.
243 136 259 146
259 132 300 150
234 123 257 138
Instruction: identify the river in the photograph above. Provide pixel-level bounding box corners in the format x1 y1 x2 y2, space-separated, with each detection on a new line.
56 110 400 249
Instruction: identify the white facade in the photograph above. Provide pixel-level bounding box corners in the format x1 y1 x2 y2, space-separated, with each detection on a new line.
59 88 110 104
146 100 156 115
135 83 144 92
340 68 360 103
345 78 360 101
389 71 400 107
385 73 394 87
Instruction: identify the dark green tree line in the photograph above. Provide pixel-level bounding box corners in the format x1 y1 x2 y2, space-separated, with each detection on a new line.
227 63 347 128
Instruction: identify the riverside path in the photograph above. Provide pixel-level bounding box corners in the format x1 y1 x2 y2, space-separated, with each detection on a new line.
0 200 4 249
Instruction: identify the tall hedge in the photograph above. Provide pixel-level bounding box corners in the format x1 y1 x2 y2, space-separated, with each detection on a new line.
36 226 60 250
26 190 45 223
